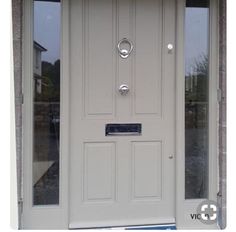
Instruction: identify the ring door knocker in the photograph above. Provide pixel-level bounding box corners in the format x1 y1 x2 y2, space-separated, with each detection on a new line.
117 38 134 59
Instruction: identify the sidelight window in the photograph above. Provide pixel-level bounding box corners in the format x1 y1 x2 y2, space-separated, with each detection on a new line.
33 0 61 205
185 0 209 199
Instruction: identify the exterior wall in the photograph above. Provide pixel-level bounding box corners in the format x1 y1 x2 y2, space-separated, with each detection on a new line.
12 0 226 229
12 0 23 229
218 0 227 229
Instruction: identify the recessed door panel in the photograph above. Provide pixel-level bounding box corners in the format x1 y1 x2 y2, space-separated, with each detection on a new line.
131 141 162 200
84 0 116 117
133 0 162 116
83 142 116 202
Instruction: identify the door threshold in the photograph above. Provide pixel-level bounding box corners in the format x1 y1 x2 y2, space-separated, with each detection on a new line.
109 224 176 230
70 223 176 230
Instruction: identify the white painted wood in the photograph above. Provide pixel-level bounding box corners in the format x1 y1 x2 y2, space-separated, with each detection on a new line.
85 0 115 117
33 161 54 184
208 0 219 203
133 0 162 115
84 142 116 202
175 0 219 229
69 0 176 228
131 142 162 200
175 0 186 229
22 0 69 229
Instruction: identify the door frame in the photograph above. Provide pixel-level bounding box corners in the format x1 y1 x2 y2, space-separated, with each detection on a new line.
175 0 219 229
21 0 219 229
22 0 69 228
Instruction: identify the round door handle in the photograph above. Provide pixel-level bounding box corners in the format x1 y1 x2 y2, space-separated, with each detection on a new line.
119 84 129 95
117 38 133 59
167 43 174 53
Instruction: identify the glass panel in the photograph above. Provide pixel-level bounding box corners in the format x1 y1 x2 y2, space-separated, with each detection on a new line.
33 0 61 205
185 0 209 199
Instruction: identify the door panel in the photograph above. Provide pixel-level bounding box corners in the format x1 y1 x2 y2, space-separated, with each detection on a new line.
83 142 116 202
131 141 162 200
69 0 176 228
132 0 162 115
84 0 116 117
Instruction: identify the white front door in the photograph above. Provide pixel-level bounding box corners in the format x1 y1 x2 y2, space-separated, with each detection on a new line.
69 0 176 228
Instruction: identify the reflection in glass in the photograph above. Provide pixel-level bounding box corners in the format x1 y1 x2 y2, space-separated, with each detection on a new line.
185 0 209 199
33 0 60 205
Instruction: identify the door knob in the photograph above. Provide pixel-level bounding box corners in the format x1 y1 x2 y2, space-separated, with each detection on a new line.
119 84 129 95
167 43 174 53
117 38 133 59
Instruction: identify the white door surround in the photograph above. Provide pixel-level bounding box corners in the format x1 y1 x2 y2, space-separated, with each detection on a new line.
21 0 219 229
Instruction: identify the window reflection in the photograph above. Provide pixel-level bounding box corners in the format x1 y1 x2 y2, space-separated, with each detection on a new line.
185 0 209 199
33 0 60 205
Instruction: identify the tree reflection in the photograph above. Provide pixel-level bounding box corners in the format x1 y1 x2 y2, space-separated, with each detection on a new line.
185 54 209 199
34 59 60 102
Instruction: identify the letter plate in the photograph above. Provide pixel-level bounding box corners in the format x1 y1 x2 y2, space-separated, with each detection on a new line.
105 123 142 136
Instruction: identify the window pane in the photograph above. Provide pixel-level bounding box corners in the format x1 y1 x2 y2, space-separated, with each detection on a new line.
33 0 61 205
185 0 209 199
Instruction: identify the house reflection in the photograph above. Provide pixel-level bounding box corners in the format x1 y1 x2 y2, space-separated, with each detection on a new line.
34 41 47 95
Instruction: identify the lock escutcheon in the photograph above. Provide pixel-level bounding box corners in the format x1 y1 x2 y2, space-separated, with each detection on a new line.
119 84 129 96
